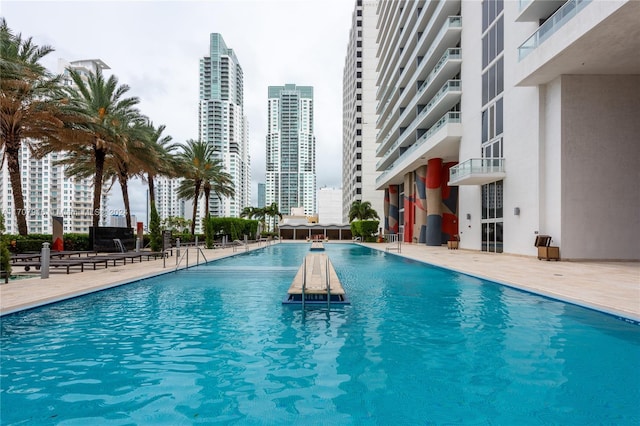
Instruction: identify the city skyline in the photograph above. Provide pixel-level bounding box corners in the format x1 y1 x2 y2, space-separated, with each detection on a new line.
0 0 355 223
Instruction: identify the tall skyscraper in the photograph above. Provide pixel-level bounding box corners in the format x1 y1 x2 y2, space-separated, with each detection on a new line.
265 84 316 216
342 0 382 224
199 33 251 220
257 183 266 208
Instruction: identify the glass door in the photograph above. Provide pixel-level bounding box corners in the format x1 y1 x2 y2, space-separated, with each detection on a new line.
481 180 503 253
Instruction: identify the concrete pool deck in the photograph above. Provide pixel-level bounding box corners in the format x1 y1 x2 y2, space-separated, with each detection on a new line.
1 241 638 322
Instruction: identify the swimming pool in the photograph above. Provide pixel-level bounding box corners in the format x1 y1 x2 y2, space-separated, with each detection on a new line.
1 243 639 424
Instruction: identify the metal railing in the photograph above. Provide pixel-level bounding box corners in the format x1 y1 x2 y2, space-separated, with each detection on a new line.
301 255 331 309
449 158 505 182
518 0 592 60
175 246 208 271
385 233 403 253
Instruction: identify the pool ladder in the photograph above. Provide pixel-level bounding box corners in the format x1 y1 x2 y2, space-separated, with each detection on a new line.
301 255 331 309
175 246 209 271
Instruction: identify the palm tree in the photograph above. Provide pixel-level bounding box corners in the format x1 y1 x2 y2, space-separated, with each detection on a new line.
264 202 283 232
138 120 179 215
104 112 150 229
241 206 267 233
49 67 140 228
176 140 216 235
348 200 379 222
0 18 68 235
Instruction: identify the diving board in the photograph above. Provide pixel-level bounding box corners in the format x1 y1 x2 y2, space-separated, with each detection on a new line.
283 253 349 305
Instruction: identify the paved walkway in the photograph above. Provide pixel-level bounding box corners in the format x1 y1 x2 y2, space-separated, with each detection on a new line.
1 241 638 322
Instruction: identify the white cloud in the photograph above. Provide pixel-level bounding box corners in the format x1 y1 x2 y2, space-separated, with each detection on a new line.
2 0 355 224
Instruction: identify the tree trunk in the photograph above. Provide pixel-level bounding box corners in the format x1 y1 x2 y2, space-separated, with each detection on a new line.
147 174 156 210
118 169 131 229
190 181 201 236
93 148 106 228
5 136 28 235
204 184 211 220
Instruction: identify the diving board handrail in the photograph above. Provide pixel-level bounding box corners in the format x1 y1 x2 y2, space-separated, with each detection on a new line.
326 256 330 309
302 256 306 309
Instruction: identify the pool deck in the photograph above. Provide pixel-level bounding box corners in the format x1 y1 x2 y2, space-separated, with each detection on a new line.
1 241 638 322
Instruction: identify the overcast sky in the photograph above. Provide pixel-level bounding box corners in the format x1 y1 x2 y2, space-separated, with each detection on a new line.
2 0 355 223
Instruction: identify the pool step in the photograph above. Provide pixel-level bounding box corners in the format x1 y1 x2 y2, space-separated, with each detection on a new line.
282 253 349 305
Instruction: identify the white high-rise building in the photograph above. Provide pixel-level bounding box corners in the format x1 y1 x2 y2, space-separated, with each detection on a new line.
199 33 251 221
318 187 343 225
342 0 383 223
265 84 317 216
154 177 188 223
0 58 110 234
374 0 640 260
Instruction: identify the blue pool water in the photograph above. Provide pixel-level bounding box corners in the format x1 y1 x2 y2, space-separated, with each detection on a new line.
1 243 639 425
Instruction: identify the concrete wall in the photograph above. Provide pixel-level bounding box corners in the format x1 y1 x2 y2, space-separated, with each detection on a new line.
502 0 546 256
560 75 640 260
457 0 483 250
540 77 564 250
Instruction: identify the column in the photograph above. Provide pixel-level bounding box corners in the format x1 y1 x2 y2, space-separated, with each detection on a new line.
441 161 459 241
403 173 414 242
426 158 443 246
388 185 399 234
414 165 428 243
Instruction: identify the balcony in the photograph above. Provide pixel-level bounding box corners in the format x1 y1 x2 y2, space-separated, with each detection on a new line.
515 0 638 86
375 112 461 189
516 0 566 22
448 158 506 186
518 0 592 60
377 79 461 156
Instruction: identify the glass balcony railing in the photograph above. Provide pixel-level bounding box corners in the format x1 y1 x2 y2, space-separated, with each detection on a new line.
449 158 505 184
518 0 591 60
375 112 461 184
377 111 460 169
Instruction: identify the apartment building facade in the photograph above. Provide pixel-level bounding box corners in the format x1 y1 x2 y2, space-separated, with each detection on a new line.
342 0 383 224
154 177 188 224
265 84 317 216
374 0 639 260
199 33 251 220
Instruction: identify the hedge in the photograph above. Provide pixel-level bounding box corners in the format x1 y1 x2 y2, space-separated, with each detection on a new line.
350 220 379 242
204 217 259 247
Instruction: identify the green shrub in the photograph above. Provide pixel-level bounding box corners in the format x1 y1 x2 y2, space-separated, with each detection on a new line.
0 213 10 277
350 220 379 240
205 217 259 242
149 204 162 251
204 216 214 248
63 234 90 251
